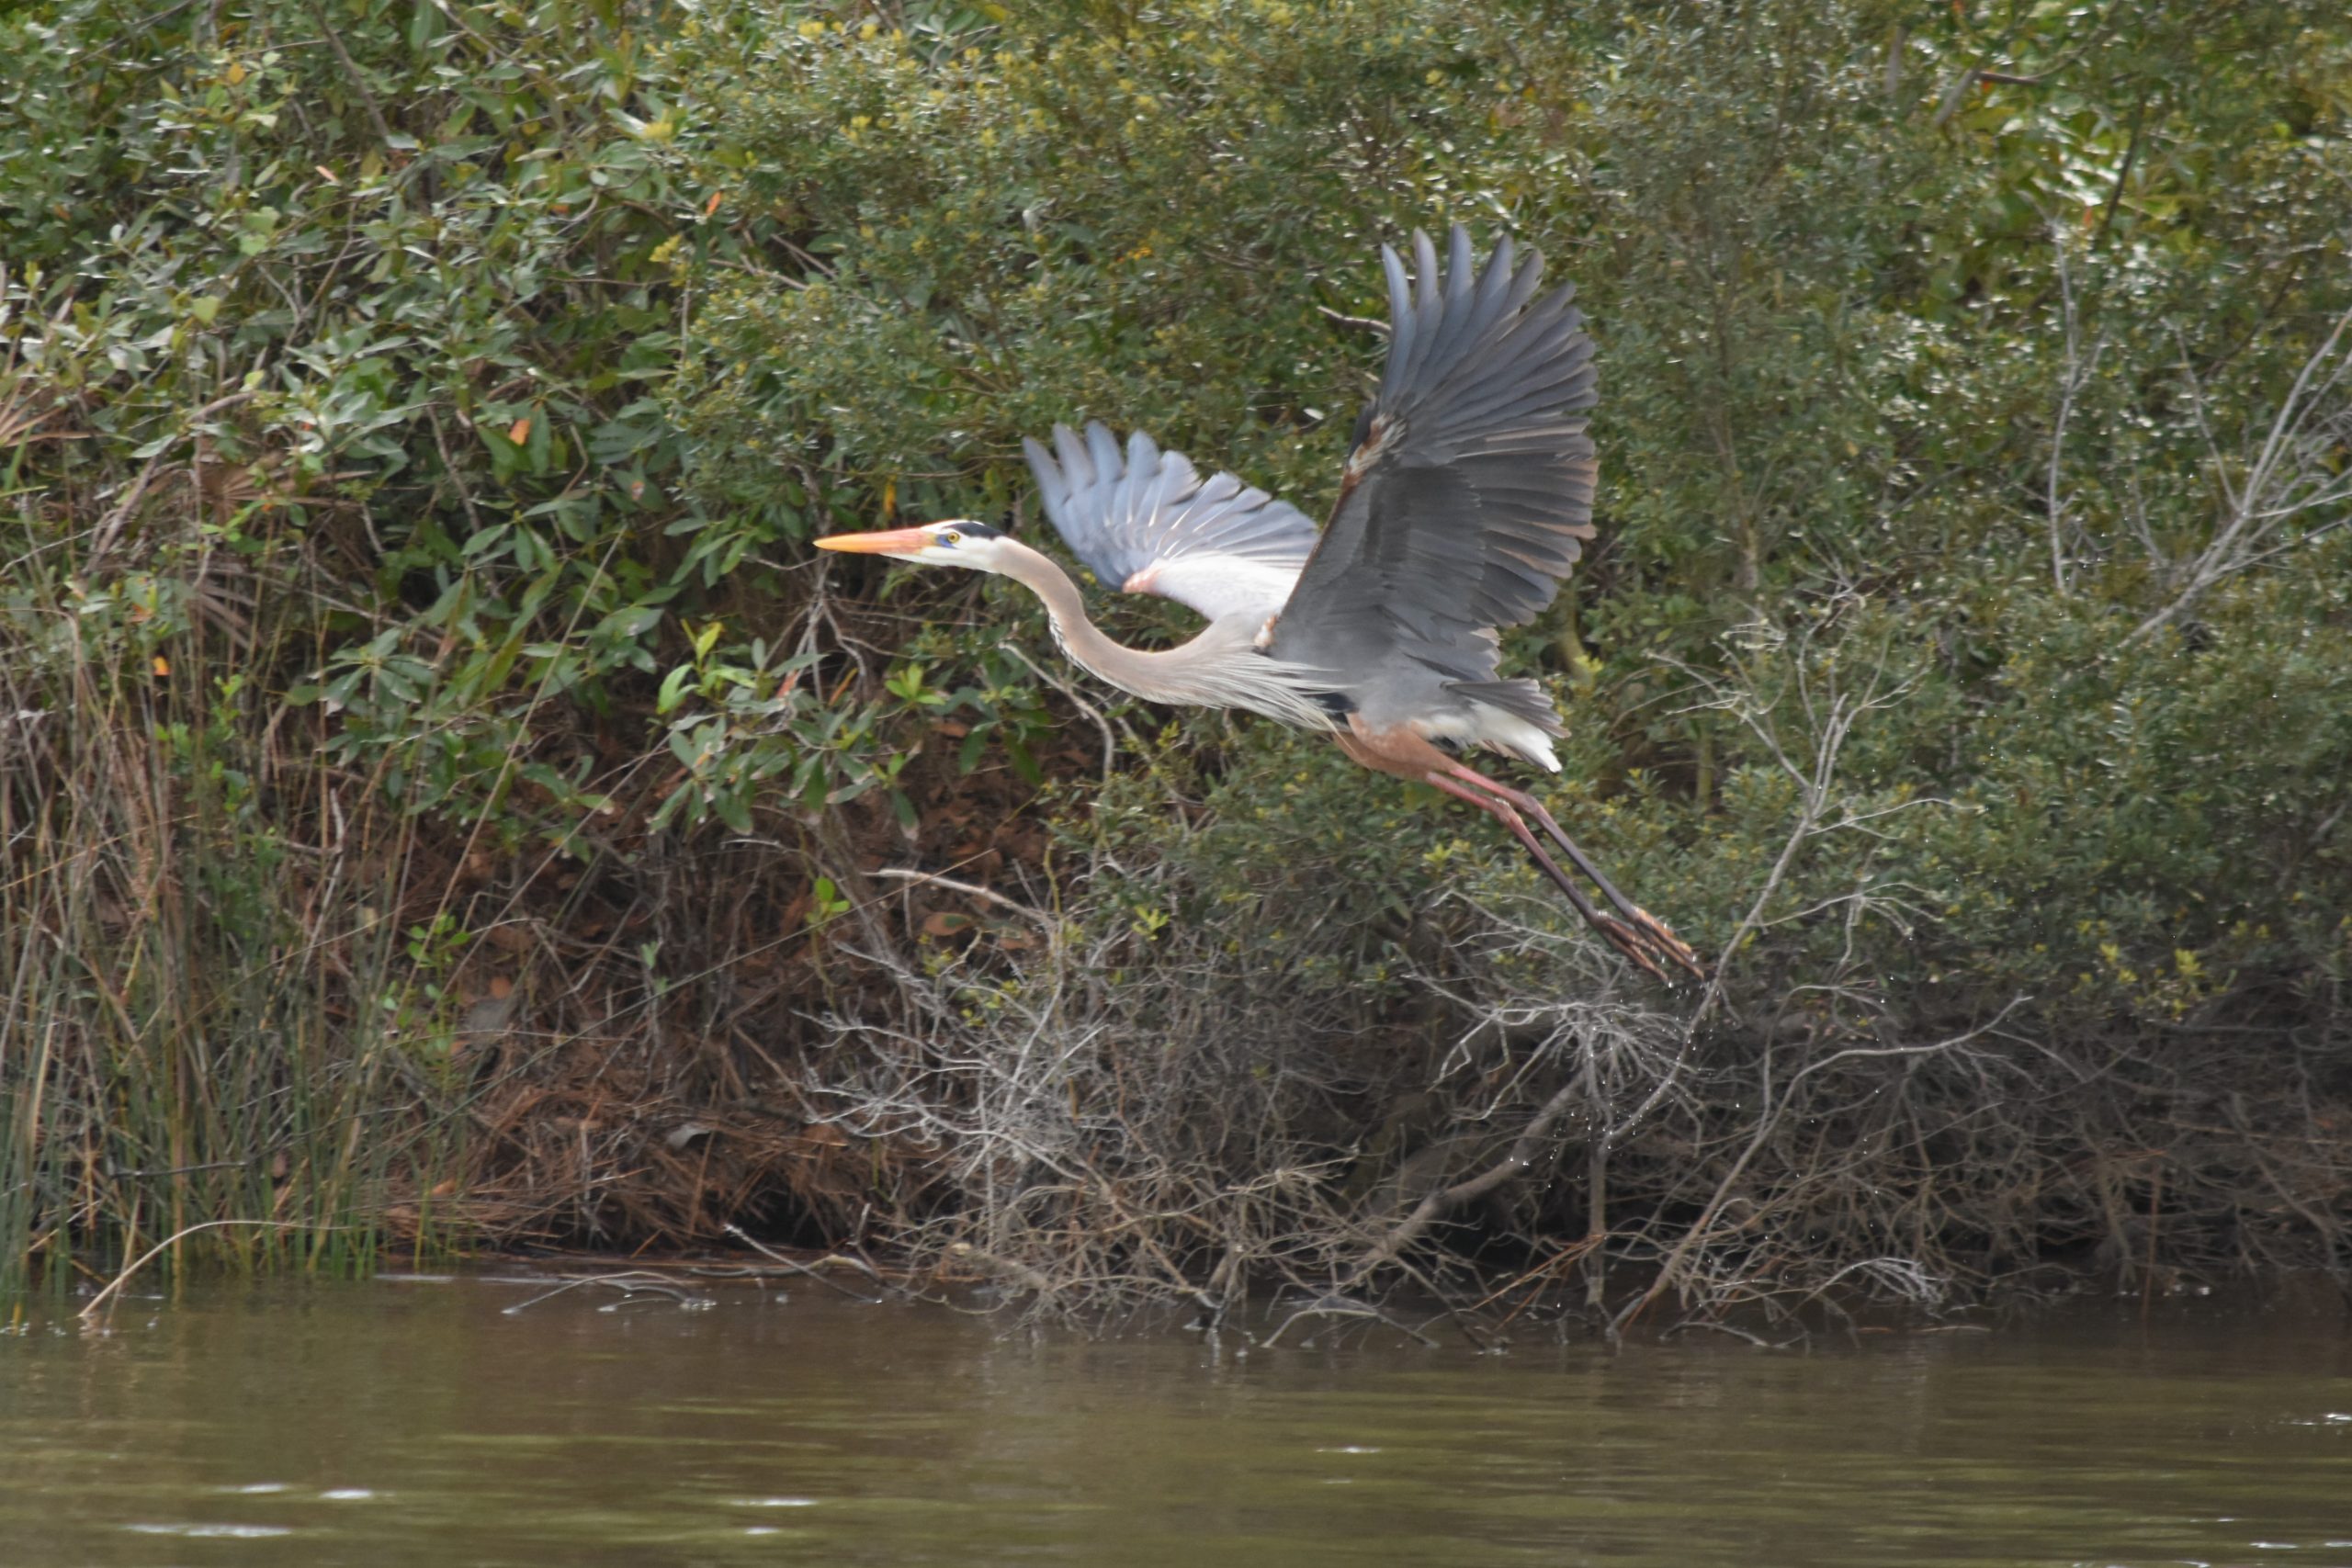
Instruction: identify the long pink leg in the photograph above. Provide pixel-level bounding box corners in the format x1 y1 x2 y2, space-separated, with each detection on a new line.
1440 762 1707 981
1425 774 1672 983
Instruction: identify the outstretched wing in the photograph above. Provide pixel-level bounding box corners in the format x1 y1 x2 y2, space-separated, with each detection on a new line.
1023 422 1320 624
1265 228 1596 716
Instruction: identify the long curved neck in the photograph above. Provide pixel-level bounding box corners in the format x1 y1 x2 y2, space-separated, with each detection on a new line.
992 539 1142 686
988 539 1332 730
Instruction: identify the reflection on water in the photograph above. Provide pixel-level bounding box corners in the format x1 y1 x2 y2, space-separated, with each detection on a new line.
3 1274 2348 1566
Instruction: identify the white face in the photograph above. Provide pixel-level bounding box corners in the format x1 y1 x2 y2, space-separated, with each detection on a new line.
901 520 993 567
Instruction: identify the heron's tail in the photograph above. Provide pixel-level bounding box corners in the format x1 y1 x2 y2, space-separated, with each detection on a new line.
1445 676 1564 733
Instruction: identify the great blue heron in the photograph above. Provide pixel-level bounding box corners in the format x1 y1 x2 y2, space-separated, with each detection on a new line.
816 227 1702 981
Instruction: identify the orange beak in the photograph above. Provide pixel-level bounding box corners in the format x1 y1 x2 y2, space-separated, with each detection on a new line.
811 526 933 555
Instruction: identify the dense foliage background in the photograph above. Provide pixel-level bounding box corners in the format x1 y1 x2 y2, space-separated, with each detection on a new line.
5 0 2348 1326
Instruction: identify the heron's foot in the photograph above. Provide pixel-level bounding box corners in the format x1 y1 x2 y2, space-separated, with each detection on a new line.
1627 906 1707 981
1591 916 1670 985
1587 910 1705 986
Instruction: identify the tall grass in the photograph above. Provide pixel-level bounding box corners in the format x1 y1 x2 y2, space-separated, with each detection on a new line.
1 458 464 1294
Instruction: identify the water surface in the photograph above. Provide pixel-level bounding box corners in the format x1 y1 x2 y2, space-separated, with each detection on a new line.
3 1275 2347 1565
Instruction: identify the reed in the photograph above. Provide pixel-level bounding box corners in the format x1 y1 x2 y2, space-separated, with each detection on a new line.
1 479 465 1294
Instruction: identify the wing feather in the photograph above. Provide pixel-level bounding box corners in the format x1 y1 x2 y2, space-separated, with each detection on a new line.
1266 227 1597 716
1023 422 1320 625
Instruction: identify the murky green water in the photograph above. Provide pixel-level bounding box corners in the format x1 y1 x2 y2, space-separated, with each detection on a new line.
3 1276 2347 1566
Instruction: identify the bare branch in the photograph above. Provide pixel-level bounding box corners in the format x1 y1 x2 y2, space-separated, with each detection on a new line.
2131 302 2352 642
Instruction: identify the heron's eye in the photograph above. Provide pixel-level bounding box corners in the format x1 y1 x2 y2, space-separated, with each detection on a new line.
938 530 962 547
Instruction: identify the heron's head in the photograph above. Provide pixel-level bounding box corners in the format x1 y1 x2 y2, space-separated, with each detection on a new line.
811 518 1009 571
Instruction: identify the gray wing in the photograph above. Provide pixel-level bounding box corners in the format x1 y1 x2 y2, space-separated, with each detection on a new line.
1023 422 1320 624
1265 228 1595 728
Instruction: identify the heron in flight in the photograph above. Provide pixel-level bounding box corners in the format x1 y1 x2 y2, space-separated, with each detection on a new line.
816 227 1702 981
